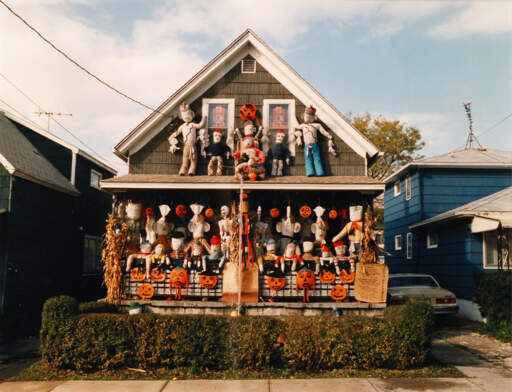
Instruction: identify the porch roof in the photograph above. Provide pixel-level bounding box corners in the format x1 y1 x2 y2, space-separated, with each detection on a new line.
101 174 384 192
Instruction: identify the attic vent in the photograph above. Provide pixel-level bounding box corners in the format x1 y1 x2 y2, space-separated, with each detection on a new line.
241 59 256 73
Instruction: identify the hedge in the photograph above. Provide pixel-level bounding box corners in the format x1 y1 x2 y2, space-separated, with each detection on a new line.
474 271 511 321
40 296 434 372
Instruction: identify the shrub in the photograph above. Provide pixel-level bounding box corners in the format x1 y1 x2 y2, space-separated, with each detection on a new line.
474 271 511 321
79 301 118 314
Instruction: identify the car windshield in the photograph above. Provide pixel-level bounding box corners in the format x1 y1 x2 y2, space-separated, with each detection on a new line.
388 276 439 288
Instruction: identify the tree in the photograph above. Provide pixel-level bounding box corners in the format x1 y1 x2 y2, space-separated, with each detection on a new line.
349 113 425 180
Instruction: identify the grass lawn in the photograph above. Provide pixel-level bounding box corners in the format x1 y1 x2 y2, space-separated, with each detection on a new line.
10 360 463 381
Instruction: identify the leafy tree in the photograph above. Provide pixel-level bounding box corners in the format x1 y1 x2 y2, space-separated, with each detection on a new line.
349 113 425 180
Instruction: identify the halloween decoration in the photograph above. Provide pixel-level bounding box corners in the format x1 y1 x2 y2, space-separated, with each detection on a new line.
311 206 327 245
156 204 173 236
257 237 279 274
169 266 189 300
188 203 211 239
198 273 218 289
169 230 186 268
294 105 336 176
301 236 319 272
276 206 301 254
125 201 143 247
332 205 363 257
296 268 316 303
168 103 207 175
204 207 215 219
332 240 350 276
202 235 226 272
328 209 338 220
130 268 145 282
144 207 157 243
137 283 155 299
218 205 234 258
354 263 389 303
102 214 128 304
126 241 152 279
114 200 127 219
233 135 266 180
339 269 355 284
184 238 208 270
150 268 166 282
150 243 169 282
205 129 231 176
268 130 290 176
126 201 143 220
239 193 254 269
175 204 187 218
360 208 382 264
266 274 286 291
330 285 347 302
276 242 303 273
239 103 262 127
319 269 336 284
299 205 312 219
270 207 280 219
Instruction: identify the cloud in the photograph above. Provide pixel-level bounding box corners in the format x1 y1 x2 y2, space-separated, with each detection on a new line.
428 2 512 39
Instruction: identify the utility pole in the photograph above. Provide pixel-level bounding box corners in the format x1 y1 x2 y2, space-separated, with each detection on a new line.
462 102 482 149
34 111 72 133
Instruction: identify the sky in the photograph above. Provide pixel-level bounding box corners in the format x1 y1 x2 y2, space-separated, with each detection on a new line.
0 0 511 174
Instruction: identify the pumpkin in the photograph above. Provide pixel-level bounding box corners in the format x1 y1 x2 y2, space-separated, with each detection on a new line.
137 283 155 299
319 269 336 284
130 267 145 282
198 274 218 289
150 267 166 282
175 204 187 218
299 205 312 219
296 269 316 303
266 275 286 291
339 269 355 284
328 209 338 219
330 285 347 301
204 208 215 219
248 172 258 181
270 208 280 218
169 267 188 300
339 208 348 220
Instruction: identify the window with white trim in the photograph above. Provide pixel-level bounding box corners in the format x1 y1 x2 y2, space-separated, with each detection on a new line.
262 99 296 134
202 98 235 135
405 176 412 201
483 230 511 269
83 235 102 275
394 180 401 197
427 232 438 249
406 232 413 259
90 169 102 190
395 234 403 251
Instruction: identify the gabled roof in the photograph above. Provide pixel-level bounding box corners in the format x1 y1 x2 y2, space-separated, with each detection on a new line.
410 186 512 229
0 113 79 195
114 29 379 162
385 148 512 183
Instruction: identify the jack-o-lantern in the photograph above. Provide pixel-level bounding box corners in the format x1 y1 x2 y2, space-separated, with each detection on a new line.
130 267 145 282
299 205 312 219
270 208 280 218
328 209 338 220
296 269 316 303
204 208 215 219
169 267 189 300
248 172 258 182
319 269 336 284
137 283 155 299
175 204 187 218
150 267 166 282
198 274 218 289
330 285 347 302
339 269 355 284
266 275 286 291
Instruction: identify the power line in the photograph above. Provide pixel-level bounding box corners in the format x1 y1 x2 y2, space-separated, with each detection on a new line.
477 112 512 138
0 98 46 130
0 0 169 118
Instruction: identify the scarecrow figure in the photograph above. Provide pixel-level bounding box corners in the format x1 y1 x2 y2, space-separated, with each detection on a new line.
187 203 211 239
268 130 291 176
277 242 303 274
295 105 336 176
235 120 263 149
202 235 226 272
275 205 301 255
310 205 328 247
232 135 266 181
125 240 152 279
155 204 173 237
169 230 186 269
257 238 279 275
301 236 320 273
168 103 207 176
184 238 209 270
218 205 233 257
144 207 157 244
332 205 363 258
205 129 231 176
254 205 270 258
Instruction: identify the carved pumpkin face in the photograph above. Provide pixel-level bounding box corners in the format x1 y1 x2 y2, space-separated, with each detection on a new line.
330 285 347 301
130 268 145 282
248 172 258 181
299 205 312 219
170 267 188 287
296 269 315 289
150 268 166 282
138 283 155 299
328 209 338 219
204 208 215 219
175 204 187 218
319 269 336 284
339 270 355 284
198 274 218 289
270 208 280 218
266 276 286 291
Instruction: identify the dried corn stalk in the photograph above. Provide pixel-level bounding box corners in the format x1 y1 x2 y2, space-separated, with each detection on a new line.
228 201 239 264
359 207 378 264
102 213 128 303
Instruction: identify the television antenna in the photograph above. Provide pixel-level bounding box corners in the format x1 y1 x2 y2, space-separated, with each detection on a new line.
462 102 482 149
34 111 72 133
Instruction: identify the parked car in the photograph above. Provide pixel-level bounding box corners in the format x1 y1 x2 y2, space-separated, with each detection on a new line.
387 273 459 315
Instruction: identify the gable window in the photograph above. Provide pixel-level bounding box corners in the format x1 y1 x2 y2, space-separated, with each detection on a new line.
202 98 235 134
241 58 256 73
90 169 102 190
406 232 413 259
405 176 411 200
395 234 403 251
263 99 296 133
427 232 438 249
83 235 102 275
394 181 401 197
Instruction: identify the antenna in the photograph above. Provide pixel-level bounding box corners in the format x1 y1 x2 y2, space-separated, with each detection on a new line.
462 102 482 149
34 111 72 133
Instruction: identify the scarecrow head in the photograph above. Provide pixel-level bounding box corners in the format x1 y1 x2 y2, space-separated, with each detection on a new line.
213 128 223 143
284 242 298 258
303 105 316 124
321 244 331 258
334 240 347 257
266 238 276 254
210 235 221 254
180 103 194 123
170 231 185 251
275 129 286 144
302 236 315 253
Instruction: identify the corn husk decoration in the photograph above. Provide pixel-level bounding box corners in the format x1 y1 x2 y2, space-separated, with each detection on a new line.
359 208 379 264
228 201 239 264
102 213 129 303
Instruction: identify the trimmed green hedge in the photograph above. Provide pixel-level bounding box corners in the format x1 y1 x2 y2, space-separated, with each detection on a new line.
40 297 434 372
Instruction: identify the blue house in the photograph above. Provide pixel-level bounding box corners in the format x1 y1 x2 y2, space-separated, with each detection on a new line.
384 148 512 320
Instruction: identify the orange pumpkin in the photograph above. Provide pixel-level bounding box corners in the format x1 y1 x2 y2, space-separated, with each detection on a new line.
299 205 312 219
328 209 338 219
330 285 347 301
130 267 145 282
175 204 187 218
204 208 215 219
169 267 188 300
270 208 280 218
319 269 336 284
296 269 316 303
248 172 258 181
137 283 155 299
198 274 218 289
339 269 355 284
150 267 166 282
266 275 286 291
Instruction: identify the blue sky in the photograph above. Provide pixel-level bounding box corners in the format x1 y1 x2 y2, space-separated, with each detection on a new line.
0 1 510 172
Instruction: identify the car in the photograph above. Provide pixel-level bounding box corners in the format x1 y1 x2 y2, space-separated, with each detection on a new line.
387 273 459 315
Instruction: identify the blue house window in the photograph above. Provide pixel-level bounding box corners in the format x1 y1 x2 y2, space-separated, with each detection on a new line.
405 176 411 201
90 169 102 190
427 232 438 249
407 232 413 259
394 181 401 197
395 234 403 250
83 235 102 275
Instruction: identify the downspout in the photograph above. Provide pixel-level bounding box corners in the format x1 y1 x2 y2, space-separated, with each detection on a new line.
70 151 77 186
0 175 13 314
